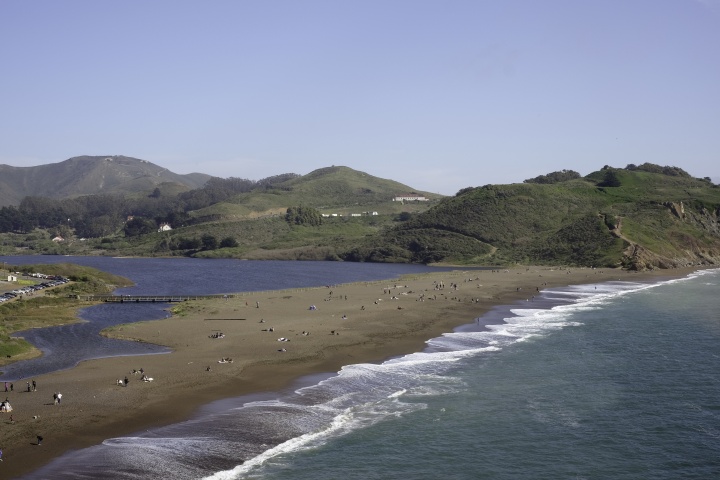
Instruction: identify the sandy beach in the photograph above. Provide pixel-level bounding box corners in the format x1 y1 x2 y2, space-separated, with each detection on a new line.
0 265 701 478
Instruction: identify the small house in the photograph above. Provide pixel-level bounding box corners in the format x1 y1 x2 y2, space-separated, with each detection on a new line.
393 194 429 202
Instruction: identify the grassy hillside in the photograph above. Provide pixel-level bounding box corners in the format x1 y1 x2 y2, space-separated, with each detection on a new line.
0 165 440 259
189 165 441 220
365 167 720 269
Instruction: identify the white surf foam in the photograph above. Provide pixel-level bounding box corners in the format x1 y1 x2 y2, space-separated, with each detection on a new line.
74 271 720 480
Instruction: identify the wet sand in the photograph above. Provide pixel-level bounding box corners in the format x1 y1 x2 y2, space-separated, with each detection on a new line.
0 266 700 478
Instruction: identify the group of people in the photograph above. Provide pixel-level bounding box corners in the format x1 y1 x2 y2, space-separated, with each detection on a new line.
17 380 37 393
118 368 153 386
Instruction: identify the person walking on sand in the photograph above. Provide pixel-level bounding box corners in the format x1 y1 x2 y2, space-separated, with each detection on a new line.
32 380 36 391
124 376 129 387
36 435 43 446
57 392 62 404
53 392 58 405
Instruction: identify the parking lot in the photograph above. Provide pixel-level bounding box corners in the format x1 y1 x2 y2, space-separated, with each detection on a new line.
0 273 70 304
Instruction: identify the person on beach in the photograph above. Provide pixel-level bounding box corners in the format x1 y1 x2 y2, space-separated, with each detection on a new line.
53 393 58 404
124 376 129 387
32 380 36 391
36 435 43 446
10 383 13 392
26 382 30 392
57 392 62 404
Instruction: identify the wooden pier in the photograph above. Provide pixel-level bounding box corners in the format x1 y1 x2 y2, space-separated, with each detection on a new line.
81 294 235 303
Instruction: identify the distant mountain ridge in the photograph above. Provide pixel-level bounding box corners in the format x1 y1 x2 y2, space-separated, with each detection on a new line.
0 155 212 206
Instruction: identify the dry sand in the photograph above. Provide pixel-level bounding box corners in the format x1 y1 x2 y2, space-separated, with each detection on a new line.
0 266 700 478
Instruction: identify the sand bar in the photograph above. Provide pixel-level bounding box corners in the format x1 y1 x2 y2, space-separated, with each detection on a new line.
0 265 703 478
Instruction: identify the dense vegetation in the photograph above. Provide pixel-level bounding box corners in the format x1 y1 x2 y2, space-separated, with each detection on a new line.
524 169 581 184
0 174 300 238
285 206 323 226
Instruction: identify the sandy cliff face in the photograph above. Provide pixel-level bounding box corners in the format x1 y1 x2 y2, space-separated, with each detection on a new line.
623 203 720 270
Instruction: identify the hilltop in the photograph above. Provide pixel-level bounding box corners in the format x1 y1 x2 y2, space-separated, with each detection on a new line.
0 155 211 206
360 165 720 269
187 165 440 222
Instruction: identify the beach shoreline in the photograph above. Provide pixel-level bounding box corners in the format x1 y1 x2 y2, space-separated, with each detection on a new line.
0 265 705 479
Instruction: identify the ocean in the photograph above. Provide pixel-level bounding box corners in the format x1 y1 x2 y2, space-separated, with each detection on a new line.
21 268 720 479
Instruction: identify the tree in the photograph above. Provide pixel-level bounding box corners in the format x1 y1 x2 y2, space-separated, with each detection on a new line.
220 236 239 248
524 170 581 184
123 217 156 237
285 206 322 226
201 234 218 250
455 187 476 196
598 170 622 188
177 237 202 250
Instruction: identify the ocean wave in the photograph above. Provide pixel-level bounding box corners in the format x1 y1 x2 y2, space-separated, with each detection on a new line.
29 270 720 480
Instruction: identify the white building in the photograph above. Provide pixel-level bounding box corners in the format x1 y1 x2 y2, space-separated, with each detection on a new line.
393 194 429 202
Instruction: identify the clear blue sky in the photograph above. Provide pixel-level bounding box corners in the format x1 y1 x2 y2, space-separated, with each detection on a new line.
1 0 718 195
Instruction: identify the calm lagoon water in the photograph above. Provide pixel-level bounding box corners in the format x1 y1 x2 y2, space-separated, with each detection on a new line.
0 256 462 380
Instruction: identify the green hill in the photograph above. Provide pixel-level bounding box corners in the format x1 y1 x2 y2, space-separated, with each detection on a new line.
38 166 443 260
353 166 720 269
0 155 211 207
188 166 441 221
